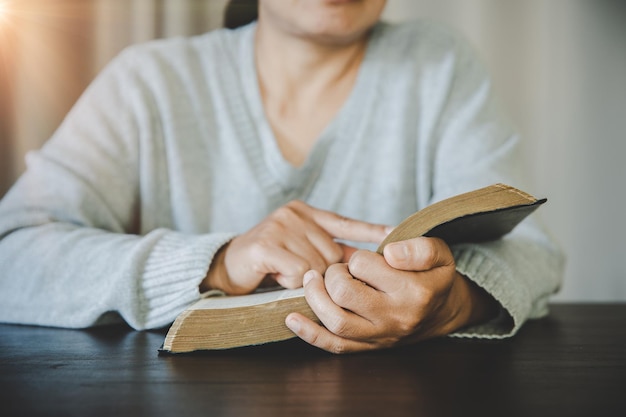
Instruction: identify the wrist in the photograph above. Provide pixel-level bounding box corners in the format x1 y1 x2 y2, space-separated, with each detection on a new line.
200 243 230 293
459 272 500 326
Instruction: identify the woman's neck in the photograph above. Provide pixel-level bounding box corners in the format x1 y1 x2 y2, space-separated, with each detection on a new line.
254 19 370 167
255 18 369 109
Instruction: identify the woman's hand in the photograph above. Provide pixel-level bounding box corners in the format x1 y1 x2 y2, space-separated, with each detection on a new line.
200 200 391 295
285 236 499 353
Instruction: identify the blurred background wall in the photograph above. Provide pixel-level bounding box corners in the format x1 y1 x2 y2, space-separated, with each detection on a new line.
0 0 624 301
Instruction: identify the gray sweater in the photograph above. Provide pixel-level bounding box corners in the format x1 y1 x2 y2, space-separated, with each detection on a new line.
0 21 563 337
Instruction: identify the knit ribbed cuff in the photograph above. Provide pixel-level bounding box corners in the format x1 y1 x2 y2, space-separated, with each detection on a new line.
449 245 532 339
139 230 236 329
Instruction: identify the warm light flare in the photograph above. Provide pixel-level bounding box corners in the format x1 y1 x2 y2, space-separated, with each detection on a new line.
0 2 8 21
0 1 13 29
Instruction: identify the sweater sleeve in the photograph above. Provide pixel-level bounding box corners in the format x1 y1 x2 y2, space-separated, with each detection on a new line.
0 47 235 330
422 29 565 337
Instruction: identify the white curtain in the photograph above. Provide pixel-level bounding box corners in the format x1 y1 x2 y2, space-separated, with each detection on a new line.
94 0 228 69
0 0 227 195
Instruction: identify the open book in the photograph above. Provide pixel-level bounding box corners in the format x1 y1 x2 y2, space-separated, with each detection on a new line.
161 183 546 353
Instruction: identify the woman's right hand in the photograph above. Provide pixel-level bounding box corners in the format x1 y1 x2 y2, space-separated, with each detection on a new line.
200 200 391 295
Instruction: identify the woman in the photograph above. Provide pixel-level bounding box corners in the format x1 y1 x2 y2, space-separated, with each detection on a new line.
0 0 563 353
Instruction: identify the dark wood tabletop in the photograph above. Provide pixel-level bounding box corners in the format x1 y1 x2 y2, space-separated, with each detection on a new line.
1 303 625 417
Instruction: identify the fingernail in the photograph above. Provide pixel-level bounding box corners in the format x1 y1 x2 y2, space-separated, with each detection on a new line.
303 270 316 286
286 314 300 332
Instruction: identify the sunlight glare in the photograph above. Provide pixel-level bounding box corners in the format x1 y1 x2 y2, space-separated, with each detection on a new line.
0 2 9 27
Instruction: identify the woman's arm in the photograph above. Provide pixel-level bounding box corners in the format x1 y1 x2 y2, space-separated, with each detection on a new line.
0 48 235 330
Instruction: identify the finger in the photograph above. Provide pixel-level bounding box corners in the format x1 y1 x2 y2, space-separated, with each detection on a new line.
285 312 376 354
243 245 310 289
308 206 392 244
346 249 410 293
383 237 454 272
324 263 386 318
301 269 377 341
281 233 331 275
339 243 358 262
302 224 345 265
272 201 365 266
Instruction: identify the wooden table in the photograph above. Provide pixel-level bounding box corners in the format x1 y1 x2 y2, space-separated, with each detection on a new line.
1 304 625 417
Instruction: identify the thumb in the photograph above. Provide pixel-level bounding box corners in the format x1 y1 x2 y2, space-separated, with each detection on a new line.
383 237 454 271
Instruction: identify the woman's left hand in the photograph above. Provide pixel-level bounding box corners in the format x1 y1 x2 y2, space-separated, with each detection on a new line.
285 236 498 353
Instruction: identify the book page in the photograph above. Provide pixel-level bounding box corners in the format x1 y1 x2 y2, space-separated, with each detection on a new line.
188 287 305 310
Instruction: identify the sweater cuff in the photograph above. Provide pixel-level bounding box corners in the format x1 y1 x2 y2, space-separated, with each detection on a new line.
448 245 531 339
138 230 236 329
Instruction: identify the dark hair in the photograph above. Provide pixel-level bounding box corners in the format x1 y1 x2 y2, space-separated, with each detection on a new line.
223 0 259 29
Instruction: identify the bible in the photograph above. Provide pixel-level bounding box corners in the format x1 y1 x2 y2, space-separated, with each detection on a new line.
161 183 546 353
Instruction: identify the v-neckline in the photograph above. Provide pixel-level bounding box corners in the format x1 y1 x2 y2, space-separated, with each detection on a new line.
238 22 384 196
